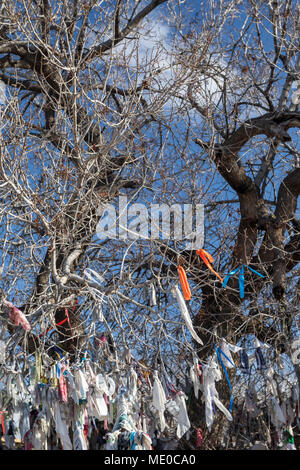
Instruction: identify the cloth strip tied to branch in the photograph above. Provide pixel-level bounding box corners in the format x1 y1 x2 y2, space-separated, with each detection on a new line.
222 265 264 298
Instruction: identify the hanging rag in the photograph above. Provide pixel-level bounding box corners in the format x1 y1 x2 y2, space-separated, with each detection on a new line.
202 357 232 431
219 338 242 369
265 367 278 397
177 266 191 301
75 369 89 401
255 347 267 370
129 431 137 450
190 365 202 399
54 401 72 450
73 424 88 450
253 337 271 349
176 392 191 439
92 378 109 420
239 350 250 374
150 283 157 307
283 425 297 450
292 384 300 427
196 249 223 282
152 371 167 432
196 428 203 447
189 354 203 398
171 285 203 345
269 396 286 429
0 340 5 364
58 365 68 403
222 265 264 299
0 410 6 435
214 345 234 412
35 352 43 384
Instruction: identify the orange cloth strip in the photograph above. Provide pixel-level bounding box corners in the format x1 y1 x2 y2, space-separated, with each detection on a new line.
177 266 191 301
196 249 223 283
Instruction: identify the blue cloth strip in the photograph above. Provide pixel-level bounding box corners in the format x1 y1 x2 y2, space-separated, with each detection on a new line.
247 266 265 278
46 328 54 340
214 345 234 412
239 265 245 298
218 345 236 368
56 362 61 379
129 432 136 450
223 265 264 298
222 267 241 288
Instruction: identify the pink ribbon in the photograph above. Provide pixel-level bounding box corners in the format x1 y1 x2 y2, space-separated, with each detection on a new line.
3 300 31 331
196 428 203 447
58 365 68 402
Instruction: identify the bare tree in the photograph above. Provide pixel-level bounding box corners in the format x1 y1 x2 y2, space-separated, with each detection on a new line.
0 0 300 451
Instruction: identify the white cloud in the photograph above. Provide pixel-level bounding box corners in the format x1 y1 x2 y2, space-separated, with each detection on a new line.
87 15 264 127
